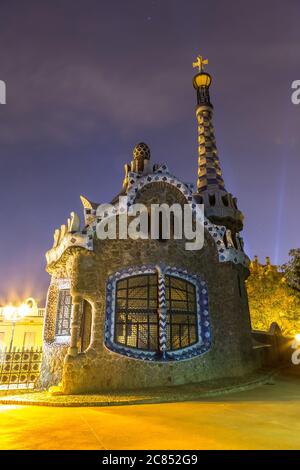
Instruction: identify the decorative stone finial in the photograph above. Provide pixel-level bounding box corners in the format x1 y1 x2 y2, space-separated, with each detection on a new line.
59 224 67 244
80 195 93 210
53 229 60 248
133 142 151 161
132 142 151 173
123 164 130 189
68 212 80 233
192 55 208 73
192 54 212 92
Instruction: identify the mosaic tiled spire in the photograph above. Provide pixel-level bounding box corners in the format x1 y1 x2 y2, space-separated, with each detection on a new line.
196 106 226 192
192 55 244 233
192 56 225 192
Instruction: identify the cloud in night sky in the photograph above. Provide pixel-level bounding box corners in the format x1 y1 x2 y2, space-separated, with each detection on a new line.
0 0 300 303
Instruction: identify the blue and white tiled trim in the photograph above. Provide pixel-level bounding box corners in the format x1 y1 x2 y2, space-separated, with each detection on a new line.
104 264 212 362
46 165 249 268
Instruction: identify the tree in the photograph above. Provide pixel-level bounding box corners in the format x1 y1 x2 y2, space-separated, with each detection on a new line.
282 249 300 294
247 256 300 336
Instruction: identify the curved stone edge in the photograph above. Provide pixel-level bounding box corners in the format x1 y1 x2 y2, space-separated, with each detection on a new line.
45 171 250 269
0 369 278 407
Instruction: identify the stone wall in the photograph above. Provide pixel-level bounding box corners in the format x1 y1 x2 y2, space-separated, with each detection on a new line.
38 341 69 390
252 323 295 368
56 233 257 393
40 183 258 394
38 279 70 389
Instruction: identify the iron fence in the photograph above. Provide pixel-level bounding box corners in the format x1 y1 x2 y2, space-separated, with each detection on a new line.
0 347 42 390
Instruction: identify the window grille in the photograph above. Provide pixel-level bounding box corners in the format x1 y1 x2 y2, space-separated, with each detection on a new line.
165 275 197 350
115 274 158 350
55 289 72 336
114 272 199 353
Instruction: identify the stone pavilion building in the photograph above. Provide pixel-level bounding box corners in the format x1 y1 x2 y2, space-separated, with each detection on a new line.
39 57 258 393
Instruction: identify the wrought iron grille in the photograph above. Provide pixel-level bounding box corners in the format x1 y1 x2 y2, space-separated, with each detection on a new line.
115 274 159 350
0 348 43 390
55 288 72 336
165 275 198 350
114 273 198 353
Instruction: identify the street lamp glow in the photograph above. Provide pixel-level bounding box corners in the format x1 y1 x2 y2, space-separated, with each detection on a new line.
2 300 34 351
2 300 33 321
295 334 300 343
3 305 17 321
18 303 31 318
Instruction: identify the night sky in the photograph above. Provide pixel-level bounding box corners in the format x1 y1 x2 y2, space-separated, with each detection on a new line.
0 0 299 305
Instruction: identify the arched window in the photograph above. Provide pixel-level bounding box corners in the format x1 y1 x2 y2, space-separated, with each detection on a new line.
105 266 211 361
55 289 72 336
79 300 93 352
222 195 229 207
165 275 198 350
208 194 216 206
115 274 158 350
55 285 93 350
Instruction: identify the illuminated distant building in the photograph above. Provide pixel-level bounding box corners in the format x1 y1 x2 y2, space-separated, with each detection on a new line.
0 298 44 351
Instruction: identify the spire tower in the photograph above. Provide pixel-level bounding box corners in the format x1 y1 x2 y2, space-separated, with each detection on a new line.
192 55 244 234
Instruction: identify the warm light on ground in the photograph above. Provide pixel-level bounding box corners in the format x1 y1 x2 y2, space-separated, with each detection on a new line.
0 373 300 450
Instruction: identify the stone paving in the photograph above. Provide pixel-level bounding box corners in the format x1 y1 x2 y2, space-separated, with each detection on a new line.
0 369 276 407
0 373 300 449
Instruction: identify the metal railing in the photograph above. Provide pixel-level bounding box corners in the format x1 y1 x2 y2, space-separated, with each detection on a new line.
0 347 43 390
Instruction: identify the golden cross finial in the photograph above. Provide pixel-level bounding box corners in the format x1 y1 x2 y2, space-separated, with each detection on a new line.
192 55 208 73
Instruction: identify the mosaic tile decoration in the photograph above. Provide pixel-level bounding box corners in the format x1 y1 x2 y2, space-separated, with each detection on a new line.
104 264 212 362
46 232 92 266
124 172 249 268
46 166 249 268
51 277 71 290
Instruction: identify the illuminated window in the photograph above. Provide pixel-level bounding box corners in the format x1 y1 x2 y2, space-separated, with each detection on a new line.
165 275 198 350
115 274 158 350
23 332 36 349
107 267 211 360
55 289 72 336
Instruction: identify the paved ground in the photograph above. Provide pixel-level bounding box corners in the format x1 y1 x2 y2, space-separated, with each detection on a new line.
0 369 276 407
0 373 300 450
